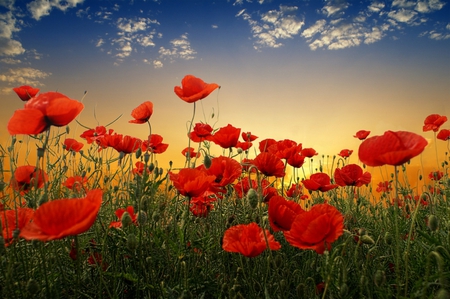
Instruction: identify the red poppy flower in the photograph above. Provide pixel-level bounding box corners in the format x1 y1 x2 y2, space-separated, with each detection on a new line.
358 131 428 167
210 124 241 149
301 148 318 158
174 75 220 103
302 173 338 192
236 141 253 151
10 165 48 194
268 195 304 232
169 168 216 198
338 149 353 158
189 123 214 142
287 153 306 168
132 161 151 176
129 101 153 124
64 138 84 152
259 138 277 153
20 189 103 241
1 208 34 246
189 195 215 217
222 222 281 257
109 206 137 228
429 171 443 181
242 132 258 142
104 134 142 154
284 203 344 254
376 181 392 193
268 139 301 160
437 129 450 141
62 176 88 192
423 114 447 132
182 147 201 159
252 152 286 178
354 130 370 140
8 91 84 135
334 164 371 187
285 183 303 198
142 134 169 154
233 177 274 200
13 85 40 101
80 126 114 145
201 156 242 189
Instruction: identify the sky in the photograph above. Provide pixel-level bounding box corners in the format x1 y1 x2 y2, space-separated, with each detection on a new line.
0 0 449 187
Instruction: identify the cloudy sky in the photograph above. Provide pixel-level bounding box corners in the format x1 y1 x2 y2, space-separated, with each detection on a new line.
1 0 449 179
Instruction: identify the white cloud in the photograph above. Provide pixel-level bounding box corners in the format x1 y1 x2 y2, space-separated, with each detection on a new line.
153 60 163 68
0 11 25 56
238 5 304 49
322 0 349 17
0 67 51 87
27 0 85 20
301 19 326 38
388 8 418 24
368 2 385 13
158 33 196 63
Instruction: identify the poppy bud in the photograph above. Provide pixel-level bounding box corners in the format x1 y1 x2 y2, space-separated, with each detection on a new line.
374 270 386 287
137 210 147 225
0 180 5 192
12 228 20 240
66 126 70 134
37 147 45 158
296 283 305 297
127 233 138 251
121 211 133 227
361 235 375 245
26 278 40 295
144 152 150 163
148 162 155 172
247 188 258 209
384 232 393 245
203 155 212 169
435 288 450 299
339 283 348 297
135 148 142 159
428 215 439 231
151 211 160 223
237 148 243 154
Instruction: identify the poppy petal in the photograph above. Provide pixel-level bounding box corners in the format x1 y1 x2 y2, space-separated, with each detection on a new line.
7 109 47 135
45 96 84 127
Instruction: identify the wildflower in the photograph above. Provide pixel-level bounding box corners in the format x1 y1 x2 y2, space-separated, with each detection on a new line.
233 177 276 201
132 161 151 176
235 141 253 151
63 138 84 152
267 139 301 160
358 131 428 167
437 129 450 141
303 173 338 192
104 134 142 154
189 123 214 142
241 132 258 142
129 101 153 124
376 181 392 193
109 206 137 228
182 147 201 159
8 91 84 135
189 195 215 217
423 114 447 132
259 138 277 152
285 183 303 198
287 153 306 168
142 134 169 154
169 168 216 197
222 222 281 257
338 149 353 158
1 208 34 246
334 164 371 187
354 130 370 140
20 189 103 241
429 171 444 181
174 75 220 103
210 124 241 149
80 126 113 145
252 152 286 177
199 156 242 193
62 176 88 192
284 203 344 254
268 195 304 232
10 165 48 194
301 148 318 158
13 85 40 101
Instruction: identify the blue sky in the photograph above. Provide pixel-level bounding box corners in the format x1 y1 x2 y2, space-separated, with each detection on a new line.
1 0 450 174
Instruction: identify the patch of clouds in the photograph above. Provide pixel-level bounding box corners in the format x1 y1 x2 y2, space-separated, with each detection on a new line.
322 0 349 17
237 5 304 50
0 57 21 64
158 33 196 62
27 0 85 21
0 11 25 56
0 67 51 87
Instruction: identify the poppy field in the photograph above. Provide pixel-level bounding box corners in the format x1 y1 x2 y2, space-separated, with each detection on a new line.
1 76 450 298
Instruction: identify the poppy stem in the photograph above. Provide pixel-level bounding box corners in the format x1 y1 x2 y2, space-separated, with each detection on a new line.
393 165 401 298
186 103 197 168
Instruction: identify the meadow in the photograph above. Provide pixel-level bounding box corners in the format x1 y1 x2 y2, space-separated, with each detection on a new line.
1 76 450 299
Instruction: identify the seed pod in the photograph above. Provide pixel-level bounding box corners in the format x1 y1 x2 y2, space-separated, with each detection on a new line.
374 270 386 287
247 188 258 209
435 288 450 299
137 211 148 225
121 211 133 227
127 233 138 250
361 235 375 245
203 155 212 169
428 215 439 232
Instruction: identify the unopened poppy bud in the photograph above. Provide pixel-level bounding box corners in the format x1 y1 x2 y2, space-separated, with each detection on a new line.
144 152 150 163
26 278 40 295
0 180 5 192
66 126 70 134
361 235 375 245
127 233 138 250
296 283 305 297
247 188 258 209
203 155 212 169
119 152 125 160
428 215 439 231
12 228 20 240
148 162 155 172
152 211 160 223
237 148 243 154
38 194 48 206
121 211 133 227
137 210 147 225
374 270 386 287
339 283 348 297
384 232 393 245
135 148 142 159
37 147 45 158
